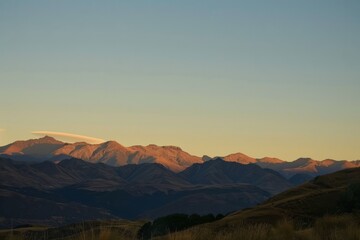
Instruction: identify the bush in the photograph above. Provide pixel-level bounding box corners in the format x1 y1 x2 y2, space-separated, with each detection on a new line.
137 213 224 239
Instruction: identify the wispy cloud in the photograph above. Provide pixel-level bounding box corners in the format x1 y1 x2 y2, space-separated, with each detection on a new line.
32 131 105 144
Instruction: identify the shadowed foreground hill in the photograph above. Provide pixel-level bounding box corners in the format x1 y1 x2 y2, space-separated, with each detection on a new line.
153 167 360 240
215 167 360 226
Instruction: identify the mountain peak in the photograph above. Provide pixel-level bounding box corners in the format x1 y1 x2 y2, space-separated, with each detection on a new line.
102 140 123 147
38 136 62 143
97 140 127 151
223 152 256 164
202 155 212 161
0 136 64 156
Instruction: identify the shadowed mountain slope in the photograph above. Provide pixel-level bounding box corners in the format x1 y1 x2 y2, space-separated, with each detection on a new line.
179 158 293 194
0 188 114 228
0 157 126 189
288 173 314 185
0 157 273 227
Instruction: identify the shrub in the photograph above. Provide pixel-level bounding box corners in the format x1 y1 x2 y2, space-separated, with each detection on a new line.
137 213 224 239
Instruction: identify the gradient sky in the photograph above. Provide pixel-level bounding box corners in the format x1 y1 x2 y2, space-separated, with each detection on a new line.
1 0 359 160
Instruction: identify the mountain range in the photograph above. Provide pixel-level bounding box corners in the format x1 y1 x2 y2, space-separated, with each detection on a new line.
0 157 284 227
0 136 201 172
1 136 359 176
0 137 359 228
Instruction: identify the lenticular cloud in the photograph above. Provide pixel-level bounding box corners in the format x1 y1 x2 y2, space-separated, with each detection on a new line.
32 131 105 144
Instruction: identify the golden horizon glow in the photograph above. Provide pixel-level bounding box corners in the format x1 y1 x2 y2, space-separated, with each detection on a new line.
0 1 359 161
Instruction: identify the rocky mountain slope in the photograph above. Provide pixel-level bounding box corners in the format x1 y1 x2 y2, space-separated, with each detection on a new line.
0 136 202 172
1 136 359 176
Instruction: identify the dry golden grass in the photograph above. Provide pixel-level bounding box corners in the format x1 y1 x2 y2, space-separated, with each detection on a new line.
1 215 359 240
0 220 144 240
98 227 111 240
156 223 272 240
156 214 360 240
312 215 360 240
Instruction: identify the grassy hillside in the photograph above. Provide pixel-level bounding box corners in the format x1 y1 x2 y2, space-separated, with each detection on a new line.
4 215 358 240
212 167 360 226
155 215 360 240
156 167 360 240
0 220 144 240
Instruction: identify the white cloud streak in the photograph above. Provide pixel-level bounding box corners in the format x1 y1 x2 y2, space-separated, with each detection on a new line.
32 131 105 144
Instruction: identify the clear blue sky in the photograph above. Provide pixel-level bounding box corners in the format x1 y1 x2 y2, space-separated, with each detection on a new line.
0 0 359 160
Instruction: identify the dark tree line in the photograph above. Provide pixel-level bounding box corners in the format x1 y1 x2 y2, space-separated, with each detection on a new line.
137 213 224 239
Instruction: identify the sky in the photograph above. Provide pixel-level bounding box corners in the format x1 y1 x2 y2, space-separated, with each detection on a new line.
0 0 359 161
